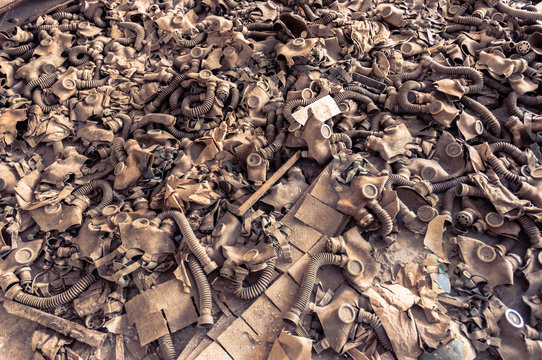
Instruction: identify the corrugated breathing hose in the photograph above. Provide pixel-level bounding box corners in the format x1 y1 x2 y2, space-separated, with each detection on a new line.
491 0 542 21
154 211 218 274
147 69 193 112
505 92 524 119
181 81 217 118
333 90 379 115
345 85 385 103
398 81 431 113
460 96 501 136
115 113 133 140
331 133 353 149
23 73 58 99
187 254 214 327
228 86 240 111
117 22 145 51
430 176 470 193
384 174 416 190
489 142 529 165
367 201 394 236
485 155 527 184
314 12 337 25
232 258 276 300
422 55 483 94
176 32 207 47
519 215 542 248
3 43 35 56
453 4 484 27
441 187 457 219
518 94 542 106
92 7 106 28
73 179 114 217
32 89 60 113
12 273 97 309
284 253 347 327
260 130 286 159
111 137 126 164
169 87 183 111
483 75 510 95
158 334 176 360
456 184 487 198
357 309 393 351
76 77 108 90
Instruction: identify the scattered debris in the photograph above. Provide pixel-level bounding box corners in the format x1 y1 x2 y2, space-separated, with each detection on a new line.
0 0 542 359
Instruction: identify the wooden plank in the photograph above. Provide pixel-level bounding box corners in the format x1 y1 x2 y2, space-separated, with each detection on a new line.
231 150 302 216
3 299 107 348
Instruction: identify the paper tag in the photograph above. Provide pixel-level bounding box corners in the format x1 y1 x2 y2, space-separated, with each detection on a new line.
291 95 341 126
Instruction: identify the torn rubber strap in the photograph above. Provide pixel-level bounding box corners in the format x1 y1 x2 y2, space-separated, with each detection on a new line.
94 247 143 284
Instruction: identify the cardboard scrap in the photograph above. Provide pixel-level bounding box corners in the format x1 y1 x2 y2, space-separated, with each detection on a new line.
364 284 422 360
267 331 313 360
424 215 449 262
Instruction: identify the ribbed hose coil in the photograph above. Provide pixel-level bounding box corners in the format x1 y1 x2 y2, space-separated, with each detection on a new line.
111 137 126 164
148 73 191 112
518 94 542 106
431 176 470 193
115 113 133 140
460 96 501 136
176 32 206 47
489 142 528 165
494 1 542 21
505 92 523 119
157 334 176 360
224 0 237 9
314 12 337 25
441 187 457 218
424 57 483 94
228 86 240 111
76 78 108 90
92 7 106 28
187 254 214 326
284 253 346 326
117 22 145 51
73 179 114 216
331 133 353 149
32 89 60 113
398 81 431 113
357 309 393 351
519 215 542 248
486 155 527 184
24 73 58 99
384 174 416 190
3 43 35 56
181 82 216 117
247 22 275 31
169 87 183 110
232 258 276 300
366 201 394 235
260 130 286 159
155 211 217 273
13 273 97 309
333 90 379 115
